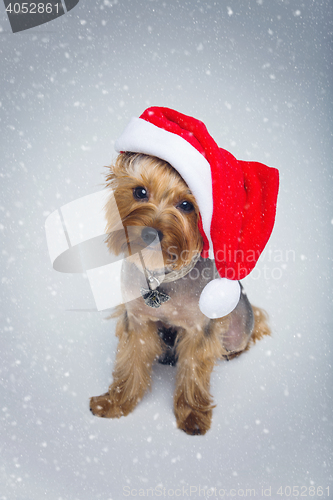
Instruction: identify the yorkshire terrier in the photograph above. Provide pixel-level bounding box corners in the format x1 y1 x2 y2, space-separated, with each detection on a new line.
89 152 270 435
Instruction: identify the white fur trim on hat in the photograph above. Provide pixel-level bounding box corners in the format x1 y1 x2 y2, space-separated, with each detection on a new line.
115 117 214 258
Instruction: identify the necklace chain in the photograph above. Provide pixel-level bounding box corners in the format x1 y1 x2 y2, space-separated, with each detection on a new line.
143 253 200 290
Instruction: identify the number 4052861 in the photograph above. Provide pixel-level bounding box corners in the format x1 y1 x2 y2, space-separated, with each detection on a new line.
6 3 61 14
277 486 330 496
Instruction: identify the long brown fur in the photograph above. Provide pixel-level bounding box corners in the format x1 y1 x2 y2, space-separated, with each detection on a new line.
90 153 271 435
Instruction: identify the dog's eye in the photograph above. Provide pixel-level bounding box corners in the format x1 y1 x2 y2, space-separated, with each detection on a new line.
177 200 194 213
133 186 148 200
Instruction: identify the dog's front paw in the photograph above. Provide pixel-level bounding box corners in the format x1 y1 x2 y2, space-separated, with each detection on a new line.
174 395 212 435
90 392 119 418
176 408 212 435
90 390 137 419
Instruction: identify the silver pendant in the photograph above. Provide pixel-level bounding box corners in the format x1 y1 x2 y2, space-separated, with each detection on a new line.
140 287 170 308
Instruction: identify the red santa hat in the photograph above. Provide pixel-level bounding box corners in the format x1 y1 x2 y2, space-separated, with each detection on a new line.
115 106 279 318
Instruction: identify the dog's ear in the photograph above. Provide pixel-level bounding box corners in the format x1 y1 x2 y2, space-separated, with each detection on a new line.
105 166 116 187
105 152 136 187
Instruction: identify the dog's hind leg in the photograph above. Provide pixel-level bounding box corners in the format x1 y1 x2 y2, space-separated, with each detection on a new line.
247 305 271 347
220 289 255 354
220 290 271 357
90 311 162 418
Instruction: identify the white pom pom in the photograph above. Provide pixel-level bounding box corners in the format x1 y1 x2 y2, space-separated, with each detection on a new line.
199 278 241 319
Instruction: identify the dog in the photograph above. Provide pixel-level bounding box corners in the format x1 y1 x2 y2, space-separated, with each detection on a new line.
89 152 271 435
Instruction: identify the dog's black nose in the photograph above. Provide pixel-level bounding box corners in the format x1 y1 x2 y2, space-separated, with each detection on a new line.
141 227 163 245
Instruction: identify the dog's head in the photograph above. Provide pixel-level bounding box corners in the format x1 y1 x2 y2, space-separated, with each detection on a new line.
105 153 203 271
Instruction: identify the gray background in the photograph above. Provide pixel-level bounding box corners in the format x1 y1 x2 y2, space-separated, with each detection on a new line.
0 1 332 499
